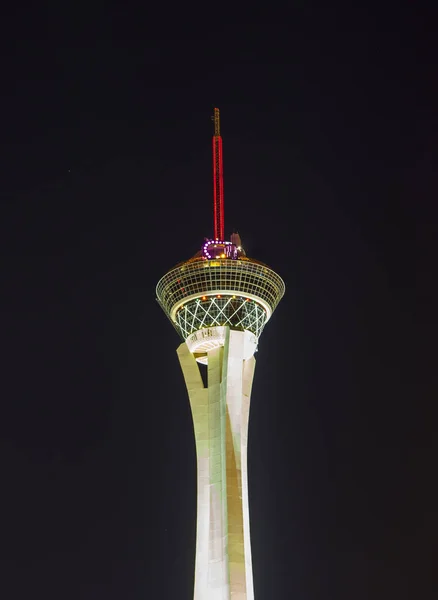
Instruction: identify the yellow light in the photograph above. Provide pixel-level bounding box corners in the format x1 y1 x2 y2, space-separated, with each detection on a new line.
220 253 226 258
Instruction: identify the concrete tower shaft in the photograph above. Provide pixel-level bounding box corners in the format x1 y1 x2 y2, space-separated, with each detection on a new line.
177 328 255 599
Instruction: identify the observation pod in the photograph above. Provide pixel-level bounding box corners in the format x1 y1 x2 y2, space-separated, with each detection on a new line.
156 252 284 364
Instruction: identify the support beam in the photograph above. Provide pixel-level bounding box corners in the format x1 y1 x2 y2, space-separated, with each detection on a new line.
177 327 256 599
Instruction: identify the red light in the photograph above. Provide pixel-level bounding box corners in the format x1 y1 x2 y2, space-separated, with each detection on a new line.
212 126 224 240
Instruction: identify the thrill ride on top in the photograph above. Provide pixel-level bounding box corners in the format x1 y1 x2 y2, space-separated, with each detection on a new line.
156 108 284 363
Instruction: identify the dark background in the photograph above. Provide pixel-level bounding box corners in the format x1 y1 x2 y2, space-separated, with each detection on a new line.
0 4 435 599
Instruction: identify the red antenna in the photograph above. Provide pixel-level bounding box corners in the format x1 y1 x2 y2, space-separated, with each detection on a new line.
212 107 224 240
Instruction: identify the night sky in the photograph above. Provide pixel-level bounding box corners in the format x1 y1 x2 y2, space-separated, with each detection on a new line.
0 5 435 599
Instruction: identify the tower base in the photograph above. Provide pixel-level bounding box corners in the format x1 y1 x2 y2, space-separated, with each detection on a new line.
177 327 256 600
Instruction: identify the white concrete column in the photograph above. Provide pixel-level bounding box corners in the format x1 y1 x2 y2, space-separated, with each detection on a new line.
177 327 256 600
241 355 256 600
177 343 210 597
221 329 256 600
206 346 229 598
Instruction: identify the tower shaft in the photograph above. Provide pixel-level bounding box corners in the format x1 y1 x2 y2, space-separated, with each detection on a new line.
177 328 255 599
212 107 225 240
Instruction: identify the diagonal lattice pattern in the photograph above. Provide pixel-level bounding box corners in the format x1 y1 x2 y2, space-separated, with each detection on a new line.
156 257 285 324
175 295 267 340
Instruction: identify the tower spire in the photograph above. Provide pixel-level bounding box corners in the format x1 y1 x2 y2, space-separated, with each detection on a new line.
212 107 224 240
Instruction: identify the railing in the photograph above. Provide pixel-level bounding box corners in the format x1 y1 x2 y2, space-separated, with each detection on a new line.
156 258 285 320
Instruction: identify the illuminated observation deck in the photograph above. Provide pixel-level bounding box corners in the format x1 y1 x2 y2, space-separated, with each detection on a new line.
157 242 285 363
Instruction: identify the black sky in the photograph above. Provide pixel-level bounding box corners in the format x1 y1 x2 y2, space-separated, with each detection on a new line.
0 4 436 599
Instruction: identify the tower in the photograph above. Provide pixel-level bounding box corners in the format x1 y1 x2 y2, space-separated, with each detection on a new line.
156 109 285 599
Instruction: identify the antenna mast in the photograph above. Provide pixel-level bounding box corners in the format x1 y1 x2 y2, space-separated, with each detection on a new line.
212 107 224 240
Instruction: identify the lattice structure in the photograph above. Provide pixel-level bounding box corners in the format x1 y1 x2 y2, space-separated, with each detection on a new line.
156 257 285 333
175 295 267 340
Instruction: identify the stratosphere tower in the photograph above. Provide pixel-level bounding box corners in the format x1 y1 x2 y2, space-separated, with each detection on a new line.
156 109 285 600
